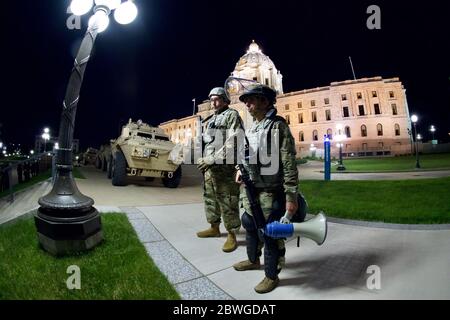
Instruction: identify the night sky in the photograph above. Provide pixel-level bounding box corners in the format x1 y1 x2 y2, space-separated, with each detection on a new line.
1 0 449 152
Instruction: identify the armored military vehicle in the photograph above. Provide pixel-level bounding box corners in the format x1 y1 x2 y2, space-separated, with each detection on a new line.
82 147 99 166
95 144 111 172
109 119 182 188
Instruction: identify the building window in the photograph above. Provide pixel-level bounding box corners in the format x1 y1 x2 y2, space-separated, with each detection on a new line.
392 103 398 115
313 130 318 141
362 143 368 150
343 107 349 118
374 103 381 115
341 94 347 101
299 131 304 142
327 129 333 140
311 100 316 107
389 91 395 98
285 115 290 125
361 125 367 137
377 124 383 136
324 98 330 105
253 77 257 81
357 92 362 99
325 110 331 121
285 104 290 111
312 111 317 122
298 113 304 124
379 142 384 148
358 105 365 116
265 78 269 85
372 91 378 98
297 101 302 108
345 126 351 138
395 124 401 136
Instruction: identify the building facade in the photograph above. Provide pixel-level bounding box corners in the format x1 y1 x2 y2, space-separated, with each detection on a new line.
160 41 413 157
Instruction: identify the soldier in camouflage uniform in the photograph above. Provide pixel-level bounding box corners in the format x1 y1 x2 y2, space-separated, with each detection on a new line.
196 87 243 253
233 84 299 294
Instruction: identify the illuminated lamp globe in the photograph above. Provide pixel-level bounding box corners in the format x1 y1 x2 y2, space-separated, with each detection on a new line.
114 1 138 25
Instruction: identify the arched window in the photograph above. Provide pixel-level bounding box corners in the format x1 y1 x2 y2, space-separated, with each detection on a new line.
377 124 383 136
361 125 367 137
345 126 351 138
313 130 318 141
327 129 333 140
299 131 304 142
395 124 400 136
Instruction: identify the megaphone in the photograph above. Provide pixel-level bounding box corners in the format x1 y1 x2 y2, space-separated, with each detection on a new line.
265 212 328 245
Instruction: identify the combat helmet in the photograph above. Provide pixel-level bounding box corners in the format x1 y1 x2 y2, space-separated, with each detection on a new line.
239 84 277 104
209 87 231 104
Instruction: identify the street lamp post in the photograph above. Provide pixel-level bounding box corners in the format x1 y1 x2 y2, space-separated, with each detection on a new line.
42 128 50 153
411 115 420 169
335 124 346 171
35 0 138 256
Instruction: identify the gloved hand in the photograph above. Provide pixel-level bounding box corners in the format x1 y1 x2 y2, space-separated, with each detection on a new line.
197 156 215 173
279 211 293 224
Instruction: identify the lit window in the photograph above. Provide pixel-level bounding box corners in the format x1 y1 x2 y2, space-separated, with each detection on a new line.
345 126 351 138
313 130 318 141
392 104 398 115
395 124 400 136
361 125 367 137
377 124 383 136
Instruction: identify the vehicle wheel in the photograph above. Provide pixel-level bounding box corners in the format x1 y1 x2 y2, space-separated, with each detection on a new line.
162 166 182 188
107 156 113 179
112 151 127 186
102 157 108 172
95 157 102 169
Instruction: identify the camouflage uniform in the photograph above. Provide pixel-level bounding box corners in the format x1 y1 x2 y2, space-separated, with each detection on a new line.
202 107 243 233
240 107 299 280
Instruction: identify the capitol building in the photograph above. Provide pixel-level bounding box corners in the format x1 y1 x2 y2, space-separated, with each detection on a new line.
159 41 413 158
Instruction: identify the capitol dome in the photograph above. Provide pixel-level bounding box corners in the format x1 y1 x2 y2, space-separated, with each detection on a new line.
232 40 284 95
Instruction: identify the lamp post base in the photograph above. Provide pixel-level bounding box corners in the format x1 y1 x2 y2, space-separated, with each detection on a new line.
34 207 103 256
337 164 346 171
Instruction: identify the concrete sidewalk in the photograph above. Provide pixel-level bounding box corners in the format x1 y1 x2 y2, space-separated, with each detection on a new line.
124 203 450 300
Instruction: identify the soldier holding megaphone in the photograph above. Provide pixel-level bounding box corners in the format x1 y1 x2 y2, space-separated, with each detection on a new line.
232 83 327 294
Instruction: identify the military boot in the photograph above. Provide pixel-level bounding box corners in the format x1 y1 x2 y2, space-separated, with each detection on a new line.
222 232 237 253
254 276 280 294
196 223 221 238
233 259 261 271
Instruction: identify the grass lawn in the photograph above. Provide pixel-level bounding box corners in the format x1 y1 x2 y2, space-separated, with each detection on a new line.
0 213 180 300
331 153 450 172
301 177 450 224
